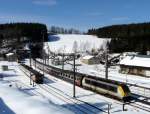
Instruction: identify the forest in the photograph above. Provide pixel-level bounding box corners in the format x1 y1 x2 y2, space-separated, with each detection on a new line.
48 26 81 34
0 23 48 45
88 22 150 53
0 23 48 58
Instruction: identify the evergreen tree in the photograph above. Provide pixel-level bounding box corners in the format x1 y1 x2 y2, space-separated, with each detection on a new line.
87 22 150 53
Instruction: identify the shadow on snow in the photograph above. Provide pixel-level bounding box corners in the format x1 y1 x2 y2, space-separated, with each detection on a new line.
44 77 55 84
0 98 16 114
0 73 18 78
48 35 60 42
62 102 107 114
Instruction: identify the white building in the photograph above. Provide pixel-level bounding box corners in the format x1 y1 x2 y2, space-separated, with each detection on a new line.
6 53 16 62
81 55 100 65
120 55 150 77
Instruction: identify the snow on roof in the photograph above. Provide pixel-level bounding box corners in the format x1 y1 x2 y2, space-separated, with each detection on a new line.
45 34 110 54
120 55 150 68
6 53 14 56
0 83 74 114
82 55 94 60
67 59 82 66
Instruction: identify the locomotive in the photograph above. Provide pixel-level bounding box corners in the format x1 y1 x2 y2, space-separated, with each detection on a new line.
32 59 131 101
20 64 43 84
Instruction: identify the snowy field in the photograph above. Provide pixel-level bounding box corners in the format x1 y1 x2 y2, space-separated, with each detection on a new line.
0 60 149 114
46 34 110 54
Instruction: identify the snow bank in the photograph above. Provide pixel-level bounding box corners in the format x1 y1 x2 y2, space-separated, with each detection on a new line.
46 34 110 54
0 83 74 114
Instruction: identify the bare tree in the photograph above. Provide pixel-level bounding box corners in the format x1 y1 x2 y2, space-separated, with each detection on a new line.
72 41 78 53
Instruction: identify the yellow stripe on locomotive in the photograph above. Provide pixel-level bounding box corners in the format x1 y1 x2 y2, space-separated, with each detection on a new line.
118 84 131 98
118 86 125 97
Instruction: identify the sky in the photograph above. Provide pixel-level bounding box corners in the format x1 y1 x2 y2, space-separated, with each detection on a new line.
0 0 150 31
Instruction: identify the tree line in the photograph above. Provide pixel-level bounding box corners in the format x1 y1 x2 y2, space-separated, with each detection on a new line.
0 23 48 58
0 22 48 45
48 26 81 34
88 22 150 54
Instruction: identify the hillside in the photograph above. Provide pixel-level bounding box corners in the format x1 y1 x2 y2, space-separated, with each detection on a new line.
46 34 110 54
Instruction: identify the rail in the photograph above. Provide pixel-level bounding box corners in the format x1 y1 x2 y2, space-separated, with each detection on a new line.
19 63 109 114
32 59 150 112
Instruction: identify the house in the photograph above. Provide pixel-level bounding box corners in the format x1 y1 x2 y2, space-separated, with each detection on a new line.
6 53 16 62
119 55 150 77
81 55 100 65
51 57 63 65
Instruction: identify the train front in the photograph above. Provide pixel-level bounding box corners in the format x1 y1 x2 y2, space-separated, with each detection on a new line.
118 84 131 102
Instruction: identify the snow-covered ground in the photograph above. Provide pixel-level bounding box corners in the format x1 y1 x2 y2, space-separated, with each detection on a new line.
0 34 150 114
46 34 110 54
0 61 74 114
0 60 149 114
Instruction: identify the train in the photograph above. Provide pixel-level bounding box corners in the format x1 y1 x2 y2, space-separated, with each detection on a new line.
32 59 131 101
20 64 43 84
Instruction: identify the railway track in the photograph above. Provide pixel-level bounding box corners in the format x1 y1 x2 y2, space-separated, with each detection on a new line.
14 81 46 98
128 102 150 112
127 94 150 112
131 93 150 104
39 84 107 114
20 62 150 113
19 64 107 114
113 100 150 113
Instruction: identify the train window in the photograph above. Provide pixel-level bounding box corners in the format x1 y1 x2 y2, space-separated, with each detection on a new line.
91 80 97 86
85 79 117 92
85 79 91 84
96 81 107 88
107 86 117 92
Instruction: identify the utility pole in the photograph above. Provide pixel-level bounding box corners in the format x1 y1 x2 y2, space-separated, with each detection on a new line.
35 58 36 69
48 51 50 65
42 32 45 76
73 54 76 98
62 53 64 70
29 40 32 85
62 45 66 71
108 103 112 114
105 49 108 79
44 55 47 64
33 79 35 87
